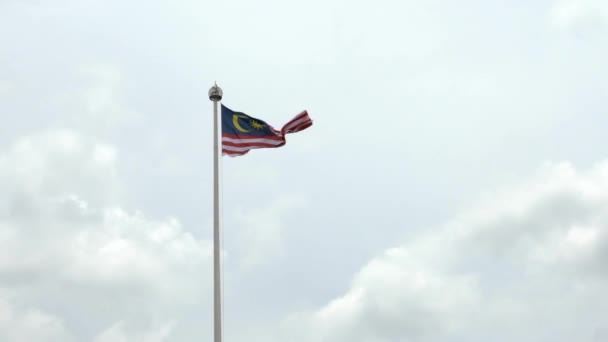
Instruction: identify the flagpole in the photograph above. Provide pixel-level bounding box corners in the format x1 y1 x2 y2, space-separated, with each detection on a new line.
209 84 223 342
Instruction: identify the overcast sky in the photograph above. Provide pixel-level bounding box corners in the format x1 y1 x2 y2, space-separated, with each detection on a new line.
1 0 607 341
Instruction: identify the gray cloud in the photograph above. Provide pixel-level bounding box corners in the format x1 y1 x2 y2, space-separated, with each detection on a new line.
0 293 72 342
0 131 211 341
93 321 175 342
1 0 607 340
280 162 608 342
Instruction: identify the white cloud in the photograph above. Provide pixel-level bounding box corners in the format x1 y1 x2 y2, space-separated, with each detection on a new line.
0 129 120 207
0 130 211 340
94 321 175 342
0 293 73 342
280 161 608 342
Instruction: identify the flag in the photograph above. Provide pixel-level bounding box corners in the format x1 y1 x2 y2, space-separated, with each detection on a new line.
221 104 313 157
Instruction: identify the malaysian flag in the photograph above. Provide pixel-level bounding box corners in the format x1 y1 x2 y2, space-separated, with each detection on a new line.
221 105 313 157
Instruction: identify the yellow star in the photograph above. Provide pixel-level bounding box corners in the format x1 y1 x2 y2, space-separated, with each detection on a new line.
250 120 265 130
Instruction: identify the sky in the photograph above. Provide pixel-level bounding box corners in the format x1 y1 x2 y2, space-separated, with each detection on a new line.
0 0 607 341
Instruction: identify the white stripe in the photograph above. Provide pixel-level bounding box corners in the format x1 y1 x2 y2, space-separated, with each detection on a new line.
285 121 311 132
223 145 252 152
222 144 281 152
283 116 312 131
285 114 310 127
222 137 284 145
223 151 246 157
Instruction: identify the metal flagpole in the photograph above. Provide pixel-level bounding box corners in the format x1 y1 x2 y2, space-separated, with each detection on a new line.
208 84 223 342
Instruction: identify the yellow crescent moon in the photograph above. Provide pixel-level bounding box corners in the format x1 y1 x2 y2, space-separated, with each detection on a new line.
233 114 250 133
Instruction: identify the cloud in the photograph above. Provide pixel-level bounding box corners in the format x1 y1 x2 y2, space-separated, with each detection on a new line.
0 293 73 342
280 161 608 342
0 130 211 340
0 130 120 207
93 321 175 342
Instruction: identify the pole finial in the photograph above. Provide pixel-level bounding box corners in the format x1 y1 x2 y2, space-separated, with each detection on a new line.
209 83 223 101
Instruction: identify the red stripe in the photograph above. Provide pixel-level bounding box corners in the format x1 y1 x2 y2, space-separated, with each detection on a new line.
282 112 312 132
222 142 285 156
222 137 285 145
284 116 306 127
285 121 312 133
283 120 313 134
223 149 248 155
223 142 285 153
223 144 285 152
287 111 309 123
222 133 283 141
222 141 285 148
285 119 312 131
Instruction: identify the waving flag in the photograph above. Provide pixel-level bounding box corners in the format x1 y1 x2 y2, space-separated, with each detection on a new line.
221 105 313 157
